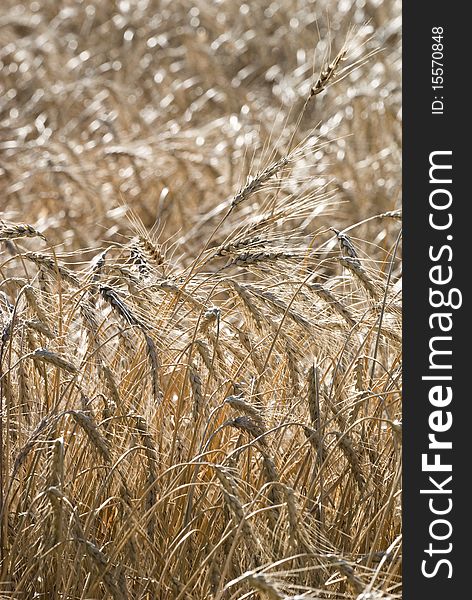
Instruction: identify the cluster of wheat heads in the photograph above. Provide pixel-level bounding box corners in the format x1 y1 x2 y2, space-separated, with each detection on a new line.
1 0 401 598
0 203 402 598
0 186 402 599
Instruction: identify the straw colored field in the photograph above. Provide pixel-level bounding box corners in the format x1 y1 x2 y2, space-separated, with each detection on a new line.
1 1 401 598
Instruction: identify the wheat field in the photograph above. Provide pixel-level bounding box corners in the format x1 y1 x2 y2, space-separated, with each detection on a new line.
0 1 401 598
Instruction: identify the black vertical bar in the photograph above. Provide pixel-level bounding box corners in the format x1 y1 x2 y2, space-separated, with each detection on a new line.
404 3 467 598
